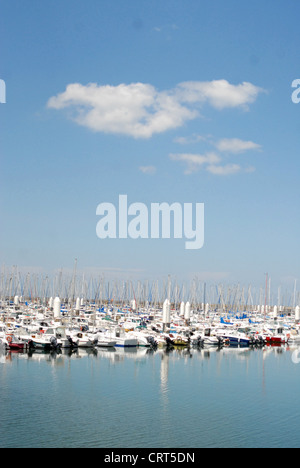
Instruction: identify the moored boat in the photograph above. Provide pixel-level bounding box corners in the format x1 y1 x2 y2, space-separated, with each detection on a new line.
113 327 138 348
6 334 33 351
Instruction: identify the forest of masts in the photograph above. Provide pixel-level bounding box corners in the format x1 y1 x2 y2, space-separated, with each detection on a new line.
0 266 299 313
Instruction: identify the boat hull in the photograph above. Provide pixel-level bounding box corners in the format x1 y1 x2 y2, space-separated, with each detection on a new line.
9 342 26 351
115 338 138 348
97 340 116 348
31 341 52 350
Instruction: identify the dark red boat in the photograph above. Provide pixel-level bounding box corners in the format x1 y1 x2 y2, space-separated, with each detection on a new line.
6 335 33 351
8 342 26 351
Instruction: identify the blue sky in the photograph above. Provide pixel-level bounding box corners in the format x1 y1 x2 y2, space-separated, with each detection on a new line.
0 0 300 294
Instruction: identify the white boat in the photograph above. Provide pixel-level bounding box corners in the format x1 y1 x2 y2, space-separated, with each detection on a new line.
67 328 98 348
202 335 222 346
113 327 138 348
30 334 61 350
92 330 116 348
287 330 300 343
115 336 138 348
130 330 156 347
97 338 117 348
193 327 223 346
43 326 78 348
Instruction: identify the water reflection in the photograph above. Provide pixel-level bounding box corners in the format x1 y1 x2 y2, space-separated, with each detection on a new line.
0 343 294 394
1 343 299 448
0 342 294 384
0 342 293 364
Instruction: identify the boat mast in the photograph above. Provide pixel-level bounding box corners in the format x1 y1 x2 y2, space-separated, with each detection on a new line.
264 273 268 323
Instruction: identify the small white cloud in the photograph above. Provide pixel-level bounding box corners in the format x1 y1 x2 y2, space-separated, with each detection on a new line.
170 153 255 176
173 134 207 145
169 152 221 175
206 164 242 176
215 138 262 154
139 166 157 175
177 80 264 111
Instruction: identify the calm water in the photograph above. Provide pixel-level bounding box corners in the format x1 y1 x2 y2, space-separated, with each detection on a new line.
1 345 300 448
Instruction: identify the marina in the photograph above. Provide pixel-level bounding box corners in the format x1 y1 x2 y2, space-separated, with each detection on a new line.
1 266 299 353
0 276 299 353
1 271 300 448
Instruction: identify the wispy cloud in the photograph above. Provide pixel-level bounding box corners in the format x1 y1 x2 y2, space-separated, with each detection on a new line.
169 152 221 175
47 80 264 139
206 163 242 176
215 138 262 154
173 134 208 145
139 165 157 175
170 135 262 176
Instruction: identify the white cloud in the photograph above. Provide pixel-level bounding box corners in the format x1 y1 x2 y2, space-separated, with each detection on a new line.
47 79 264 139
206 164 242 176
215 138 262 154
169 152 221 174
139 166 157 175
176 80 264 110
173 134 207 145
170 153 256 176
47 82 196 139
170 134 262 176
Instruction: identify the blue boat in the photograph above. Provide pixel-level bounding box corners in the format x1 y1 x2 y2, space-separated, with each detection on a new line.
219 330 251 346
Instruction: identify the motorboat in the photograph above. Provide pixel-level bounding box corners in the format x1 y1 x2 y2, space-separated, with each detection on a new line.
6 334 33 351
67 328 98 348
215 328 252 346
92 330 116 348
194 327 224 346
130 330 157 347
256 326 290 345
113 327 138 348
41 326 79 348
30 334 61 351
5 327 34 351
202 335 223 346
